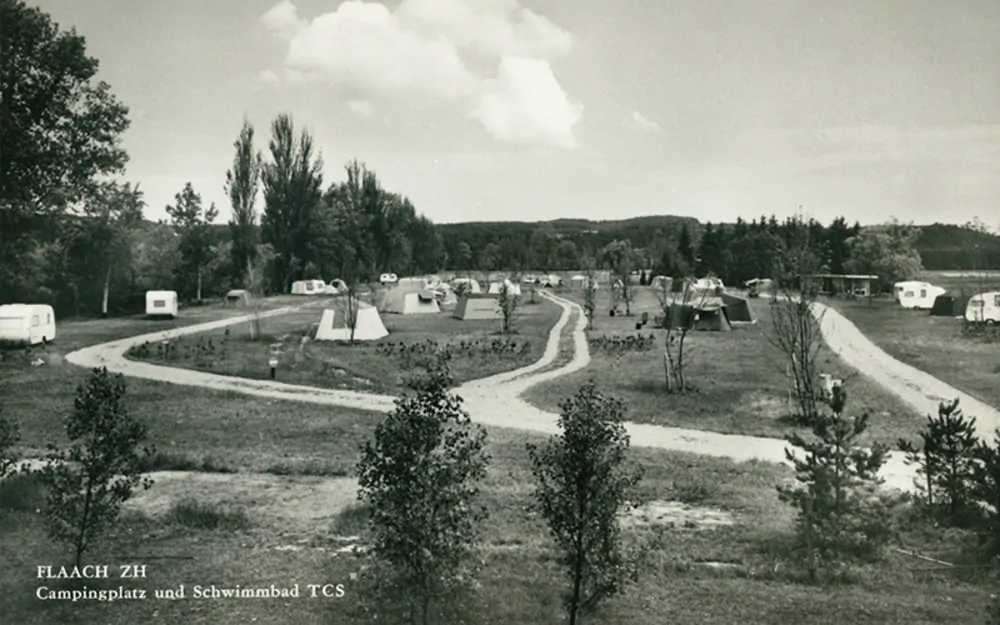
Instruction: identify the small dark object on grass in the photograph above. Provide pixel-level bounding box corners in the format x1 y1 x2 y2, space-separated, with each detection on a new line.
610 310 616 317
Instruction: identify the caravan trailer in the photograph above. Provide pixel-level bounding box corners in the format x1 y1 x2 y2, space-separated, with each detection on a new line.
146 290 179 318
898 283 946 310
0 304 56 345
965 291 1000 325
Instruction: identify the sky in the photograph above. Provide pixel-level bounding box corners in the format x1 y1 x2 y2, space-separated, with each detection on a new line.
32 0 1000 227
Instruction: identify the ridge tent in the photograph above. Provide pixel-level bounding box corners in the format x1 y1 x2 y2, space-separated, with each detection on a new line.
291 279 326 295
569 275 586 288
929 294 966 317
0 303 56 345
487 279 522 296
720 292 755 323
146 290 178 318
224 289 252 307
658 300 731 332
450 278 482 294
315 303 389 341
453 293 501 320
381 289 440 314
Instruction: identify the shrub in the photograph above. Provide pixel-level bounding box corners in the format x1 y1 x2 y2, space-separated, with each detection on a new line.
0 471 47 513
165 498 251 531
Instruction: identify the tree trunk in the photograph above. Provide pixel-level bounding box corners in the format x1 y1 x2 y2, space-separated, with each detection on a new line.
101 266 111 318
663 350 673 393
196 267 203 302
75 483 94 569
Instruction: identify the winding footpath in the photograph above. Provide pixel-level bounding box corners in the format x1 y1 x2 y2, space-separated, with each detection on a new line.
60 292 1000 494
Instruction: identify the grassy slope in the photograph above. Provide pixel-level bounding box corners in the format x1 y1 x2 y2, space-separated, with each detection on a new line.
523 287 926 446
124 298 561 394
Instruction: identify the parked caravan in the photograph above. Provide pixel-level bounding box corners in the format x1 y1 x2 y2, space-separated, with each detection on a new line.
291 279 326 295
315 303 388 341
0 304 56 345
379 273 399 284
965 291 1000 325
146 290 179 318
898 283 946 310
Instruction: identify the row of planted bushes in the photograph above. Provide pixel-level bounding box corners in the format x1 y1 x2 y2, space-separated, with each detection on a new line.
587 333 659 353
376 337 531 359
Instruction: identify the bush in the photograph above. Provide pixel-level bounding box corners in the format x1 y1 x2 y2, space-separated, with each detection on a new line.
0 471 47 513
165 498 251 531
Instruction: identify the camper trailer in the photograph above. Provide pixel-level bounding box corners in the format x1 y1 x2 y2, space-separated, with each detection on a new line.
898 283 946 310
965 291 1000 325
146 290 179 318
291 280 326 295
0 304 56 345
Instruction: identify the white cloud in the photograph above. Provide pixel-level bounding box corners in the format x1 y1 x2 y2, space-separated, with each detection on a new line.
630 111 662 134
261 0 307 40
257 69 282 88
474 57 582 148
348 99 376 118
259 0 581 148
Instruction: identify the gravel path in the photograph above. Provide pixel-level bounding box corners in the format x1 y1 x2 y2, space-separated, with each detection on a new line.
57 291 1000 494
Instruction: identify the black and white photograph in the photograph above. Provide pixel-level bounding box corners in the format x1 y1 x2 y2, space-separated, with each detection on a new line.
1 0 999 623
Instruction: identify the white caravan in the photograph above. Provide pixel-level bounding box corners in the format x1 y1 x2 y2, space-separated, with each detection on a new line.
146 290 179 318
965 291 1000 325
0 304 56 345
898 283 946 310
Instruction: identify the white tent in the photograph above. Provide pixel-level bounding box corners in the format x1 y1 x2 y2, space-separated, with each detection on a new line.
146 290 178 317
382 289 440 314
291 279 326 295
450 278 482 294
0 304 56 345
315 303 388 341
965 291 1000 324
569 275 586 288
487 279 522 296
898 283 946 310
538 274 562 287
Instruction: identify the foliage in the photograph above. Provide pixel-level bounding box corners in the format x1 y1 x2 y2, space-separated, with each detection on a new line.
0 0 131 301
972 430 1000 561
898 399 981 526
778 386 896 581
844 219 924 293
356 357 489 625
376 337 531 362
653 280 702 393
37 367 154 567
260 114 324 292
0 380 20 478
225 118 262 284
601 239 639 316
497 280 519 334
587 333 658 354
166 182 218 301
165 498 251 531
583 263 598 331
527 382 644 625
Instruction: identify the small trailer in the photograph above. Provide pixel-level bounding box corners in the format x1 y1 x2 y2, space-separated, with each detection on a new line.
0 304 57 345
146 290 179 318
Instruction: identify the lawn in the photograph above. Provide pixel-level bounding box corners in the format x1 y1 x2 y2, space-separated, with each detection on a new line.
523 286 927 446
1 427 992 625
826 295 1000 412
123 296 562 394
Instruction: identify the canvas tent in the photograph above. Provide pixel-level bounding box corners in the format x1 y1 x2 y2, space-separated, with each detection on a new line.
487 279 522 296
569 275 586 288
146 290 178 318
224 289 252 307
720 292 755 323
898 283 946 310
291 279 326 295
965 291 1000 324
315 303 388 341
381 289 440 314
450 278 482 294
929 294 966 317
453 293 500 320
537 274 561 287
0 304 56 345
658 299 732 332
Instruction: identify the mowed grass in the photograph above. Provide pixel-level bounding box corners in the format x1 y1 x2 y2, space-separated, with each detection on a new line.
524 286 925 446
1 427 992 625
826 295 1000 411
124 296 562 394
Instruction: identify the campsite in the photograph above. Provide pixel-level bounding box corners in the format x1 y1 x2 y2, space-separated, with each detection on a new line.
3 2 1000 624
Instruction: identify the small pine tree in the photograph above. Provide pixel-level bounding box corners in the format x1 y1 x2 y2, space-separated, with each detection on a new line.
497 281 519 334
583 267 598 331
778 385 895 581
39 367 154 568
898 399 980 525
972 430 1000 562
356 356 490 625
527 382 643 625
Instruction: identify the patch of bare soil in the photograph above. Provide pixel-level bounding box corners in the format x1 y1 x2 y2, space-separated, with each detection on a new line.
124 470 358 534
621 500 736 530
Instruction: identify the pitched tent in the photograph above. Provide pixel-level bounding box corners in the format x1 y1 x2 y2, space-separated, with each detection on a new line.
693 303 732 332
569 275 586 288
898 283 946 310
453 293 501 320
225 289 252 307
0 303 56 345
315 303 388 341
929 294 966 317
146 290 178 318
720 292 755 323
381 289 440 314
487 279 522 296
291 279 325 295
397 277 428 291
450 278 482 294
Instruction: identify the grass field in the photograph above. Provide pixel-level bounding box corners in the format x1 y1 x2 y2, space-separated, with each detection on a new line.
123 297 561 394
826 295 1000 412
1 425 993 625
523 287 926 446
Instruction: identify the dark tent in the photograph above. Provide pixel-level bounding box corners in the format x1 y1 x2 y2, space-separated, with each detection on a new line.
929 294 966 317
693 304 732 332
721 292 755 323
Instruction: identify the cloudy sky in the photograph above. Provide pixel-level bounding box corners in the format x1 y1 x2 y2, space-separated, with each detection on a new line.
34 0 1000 226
